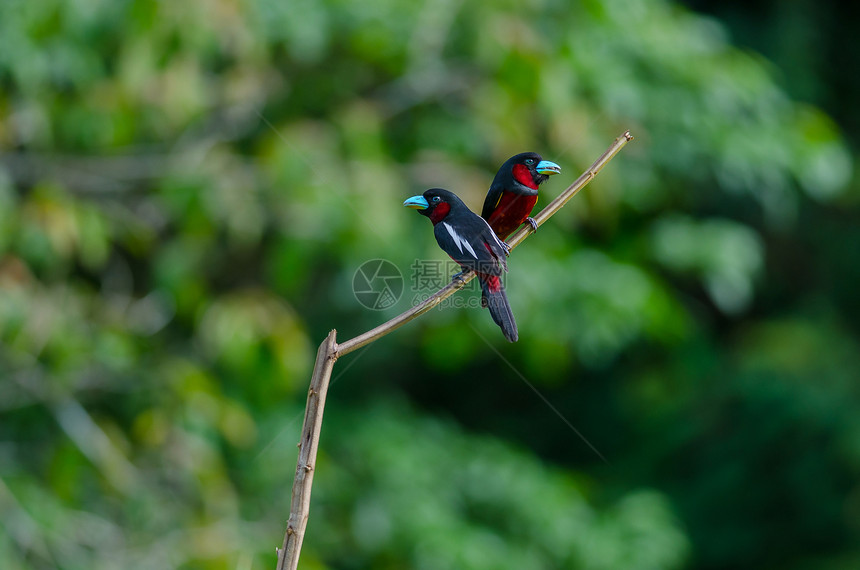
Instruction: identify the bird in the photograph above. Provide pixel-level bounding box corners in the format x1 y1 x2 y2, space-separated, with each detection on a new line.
404 188 518 342
481 152 561 242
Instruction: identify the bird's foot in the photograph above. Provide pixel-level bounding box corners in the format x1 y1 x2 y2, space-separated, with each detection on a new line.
525 217 538 232
451 271 467 285
500 241 511 257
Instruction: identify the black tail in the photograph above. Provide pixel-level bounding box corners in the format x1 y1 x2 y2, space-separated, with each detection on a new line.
479 275 518 342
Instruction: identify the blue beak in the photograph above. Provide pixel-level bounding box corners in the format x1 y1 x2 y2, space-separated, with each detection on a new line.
536 160 561 175
403 195 430 210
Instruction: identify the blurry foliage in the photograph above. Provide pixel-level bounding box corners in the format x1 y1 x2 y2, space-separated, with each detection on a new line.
0 0 858 569
314 401 690 570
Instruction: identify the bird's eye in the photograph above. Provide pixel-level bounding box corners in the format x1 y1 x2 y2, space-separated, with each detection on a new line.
432 196 441 203
524 158 535 165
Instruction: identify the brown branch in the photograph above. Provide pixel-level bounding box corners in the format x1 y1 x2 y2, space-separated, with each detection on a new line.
275 130 634 570
276 329 338 569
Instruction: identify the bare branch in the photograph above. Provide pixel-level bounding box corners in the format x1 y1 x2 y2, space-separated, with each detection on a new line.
276 130 634 570
276 329 338 570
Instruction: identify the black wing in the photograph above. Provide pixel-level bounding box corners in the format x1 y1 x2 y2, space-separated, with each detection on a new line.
480 183 504 220
434 213 507 275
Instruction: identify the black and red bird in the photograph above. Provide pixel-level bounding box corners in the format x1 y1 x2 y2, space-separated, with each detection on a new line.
404 188 518 342
481 152 561 241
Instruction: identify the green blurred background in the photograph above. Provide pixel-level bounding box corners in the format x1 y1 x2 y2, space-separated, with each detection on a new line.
1 0 858 568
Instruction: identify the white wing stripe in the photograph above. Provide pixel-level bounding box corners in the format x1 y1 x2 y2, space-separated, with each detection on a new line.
442 223 462 253
459 233 478 258
443 222 478 259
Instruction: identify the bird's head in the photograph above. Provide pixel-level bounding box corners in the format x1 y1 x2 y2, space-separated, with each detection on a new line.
403 188 465 225
496 152 561 194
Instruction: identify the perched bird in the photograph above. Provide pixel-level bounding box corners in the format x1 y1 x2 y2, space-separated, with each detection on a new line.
404 188 518 342
481 152 561 241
